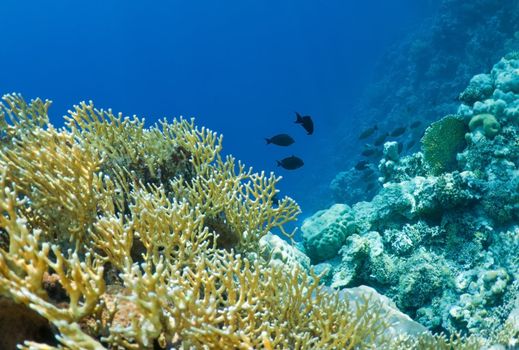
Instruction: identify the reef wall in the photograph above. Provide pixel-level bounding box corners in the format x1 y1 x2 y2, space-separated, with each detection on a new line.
304 52 519 342
335 0 519 182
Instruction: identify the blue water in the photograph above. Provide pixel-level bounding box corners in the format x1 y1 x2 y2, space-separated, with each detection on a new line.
0 0 436 219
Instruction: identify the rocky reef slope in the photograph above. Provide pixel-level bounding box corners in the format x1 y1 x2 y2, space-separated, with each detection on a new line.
303 53 519 344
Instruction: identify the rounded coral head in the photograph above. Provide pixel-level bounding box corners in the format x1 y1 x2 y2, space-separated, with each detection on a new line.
469 113 500 138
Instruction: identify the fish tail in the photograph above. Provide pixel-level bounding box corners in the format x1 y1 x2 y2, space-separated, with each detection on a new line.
265 138 271 144
276 161 281 167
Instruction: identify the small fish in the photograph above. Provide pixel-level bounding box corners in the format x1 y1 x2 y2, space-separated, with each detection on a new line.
390 126 407 137
271 194 280 206
361 145 378 157
277 155 304 170
355 160 370 171
265 133 295 146
295 112 314 135
406 139 417 150
363 166 375 174
373 132 389 146
358 124 378 139
410 121 422 129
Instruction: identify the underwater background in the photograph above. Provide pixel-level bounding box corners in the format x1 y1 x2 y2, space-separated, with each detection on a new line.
0 0 437 220
2 0 519 348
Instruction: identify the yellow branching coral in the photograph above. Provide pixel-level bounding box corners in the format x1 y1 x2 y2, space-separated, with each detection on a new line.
1 126 102 247
0 93 50 140
169 154 300 251
92 182 214 271
107 250 386 349
160 117 223 172
0 169 105 326
65 102 196 185
64 98 299 252
0 93 387 349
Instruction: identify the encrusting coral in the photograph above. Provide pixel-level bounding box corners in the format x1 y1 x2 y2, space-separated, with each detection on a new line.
0 93 389 349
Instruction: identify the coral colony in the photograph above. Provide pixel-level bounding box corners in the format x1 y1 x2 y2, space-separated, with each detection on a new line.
2 52 519 349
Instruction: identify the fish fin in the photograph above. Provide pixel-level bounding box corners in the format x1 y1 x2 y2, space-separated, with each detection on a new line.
295 112 302 123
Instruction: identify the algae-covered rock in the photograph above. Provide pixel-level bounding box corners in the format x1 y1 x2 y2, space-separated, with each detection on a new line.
397 251 452 313
421 114 468 175
330 231 383 289
459 73 494 105
379 151 427 184
301 203 357 263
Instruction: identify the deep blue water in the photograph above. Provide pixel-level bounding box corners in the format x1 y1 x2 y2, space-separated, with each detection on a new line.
0 0 436 219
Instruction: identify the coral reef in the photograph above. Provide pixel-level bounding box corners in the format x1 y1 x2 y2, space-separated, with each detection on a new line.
336 0 519 170
304 53 519 347
0 93 395 349
329 166 380 205
421 115 468 175
301 204 357 263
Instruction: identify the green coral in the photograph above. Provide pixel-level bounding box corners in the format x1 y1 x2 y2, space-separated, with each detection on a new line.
301 203 357 263
468 113 501 138
421 115 468 175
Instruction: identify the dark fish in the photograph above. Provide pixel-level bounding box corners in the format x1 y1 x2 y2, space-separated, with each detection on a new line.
295 112 314 135
363 166 375 175
410 121 422 129
390 126 407 137
265 133 295 146
373 132 389 146
361 146 378 157
358 124 378 139
355 160 370 171
406 139 417 150
272 194 280 206
277 155 304 170
398 142 403 154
